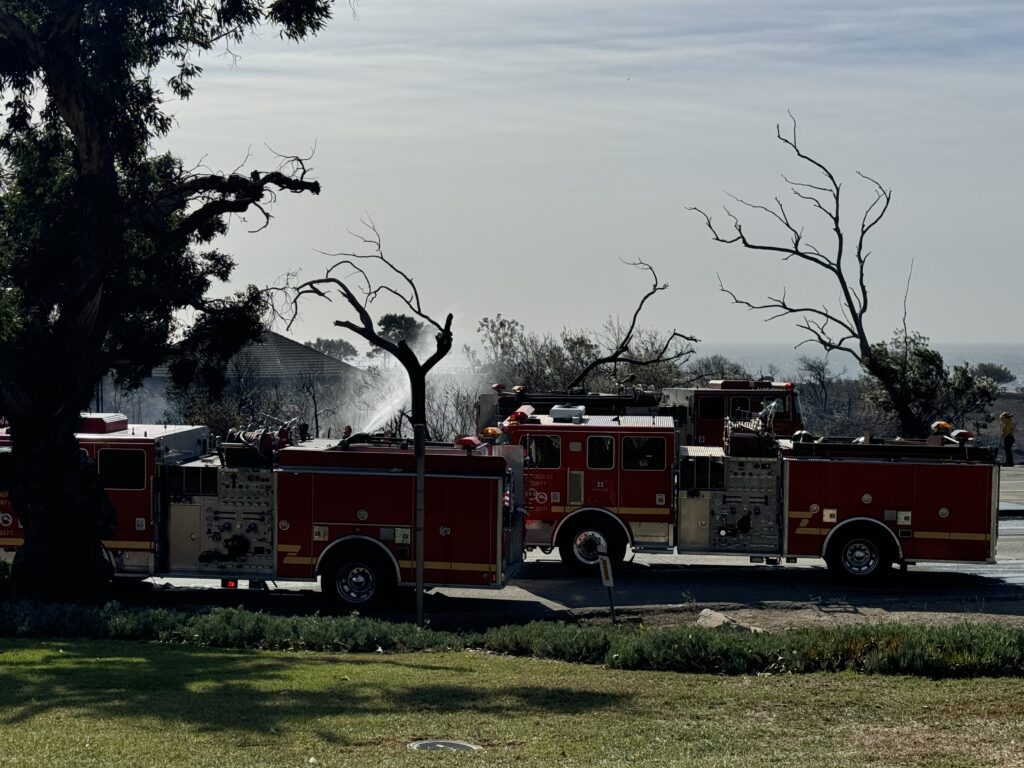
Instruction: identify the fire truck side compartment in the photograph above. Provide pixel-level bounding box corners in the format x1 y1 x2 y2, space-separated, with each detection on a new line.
275 443 514 587
165 462 277 577
783 457 997 562
677 447 783 554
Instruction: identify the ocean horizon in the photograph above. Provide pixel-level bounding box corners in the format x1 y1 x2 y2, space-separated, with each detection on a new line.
703 341 1024 387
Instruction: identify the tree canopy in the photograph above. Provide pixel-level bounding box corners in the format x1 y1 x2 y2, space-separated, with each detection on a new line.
0 1 332 599
306 336 359 362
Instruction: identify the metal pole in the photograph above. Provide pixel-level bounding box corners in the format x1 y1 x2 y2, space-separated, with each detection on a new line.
414 422 426 627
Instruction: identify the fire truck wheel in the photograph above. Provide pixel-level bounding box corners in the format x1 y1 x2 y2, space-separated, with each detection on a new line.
558 518 626 573
321 548 395 610
825 529 894 582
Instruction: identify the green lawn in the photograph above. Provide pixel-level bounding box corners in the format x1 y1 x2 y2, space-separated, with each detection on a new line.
1 640 1023 767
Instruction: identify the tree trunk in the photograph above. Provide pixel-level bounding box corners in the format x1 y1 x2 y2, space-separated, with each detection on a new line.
7 411 116 602
405 368 427 626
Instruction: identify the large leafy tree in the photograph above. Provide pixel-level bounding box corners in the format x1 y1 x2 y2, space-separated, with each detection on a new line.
0 1 330 600
863 331 997 434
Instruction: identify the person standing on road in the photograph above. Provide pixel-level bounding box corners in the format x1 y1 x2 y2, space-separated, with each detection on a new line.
1000 412 1016 467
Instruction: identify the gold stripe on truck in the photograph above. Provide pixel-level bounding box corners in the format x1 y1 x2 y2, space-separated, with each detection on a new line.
398 560 496 573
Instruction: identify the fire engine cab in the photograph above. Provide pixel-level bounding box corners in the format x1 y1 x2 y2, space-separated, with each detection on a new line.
478 378 803 447
498 402 998 580
0 415 527 607
661 379 803 446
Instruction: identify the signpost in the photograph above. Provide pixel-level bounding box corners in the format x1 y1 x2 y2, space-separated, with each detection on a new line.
597 543 616 623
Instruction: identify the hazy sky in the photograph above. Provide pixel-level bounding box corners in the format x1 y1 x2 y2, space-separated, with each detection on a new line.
164 0 1023 354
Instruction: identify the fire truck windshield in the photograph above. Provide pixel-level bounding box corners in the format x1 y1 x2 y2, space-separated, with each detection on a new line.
523 435 561 468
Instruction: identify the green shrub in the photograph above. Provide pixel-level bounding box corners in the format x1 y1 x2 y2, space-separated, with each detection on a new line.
3 599 1024 679
482 622 615 664
608 627 781 674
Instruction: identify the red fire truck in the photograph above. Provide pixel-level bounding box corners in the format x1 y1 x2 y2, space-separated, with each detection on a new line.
0 415 527 607
478 378 803 447
498 402 998 580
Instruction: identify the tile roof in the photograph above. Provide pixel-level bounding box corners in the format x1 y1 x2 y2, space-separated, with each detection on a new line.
152 331 356 380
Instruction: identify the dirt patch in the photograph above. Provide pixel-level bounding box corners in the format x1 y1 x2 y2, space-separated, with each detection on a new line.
577 598 1024 632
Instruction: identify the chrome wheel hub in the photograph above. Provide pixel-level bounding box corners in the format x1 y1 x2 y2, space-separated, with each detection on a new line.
337 564 375 603
842 539 879 575
572 529 607 565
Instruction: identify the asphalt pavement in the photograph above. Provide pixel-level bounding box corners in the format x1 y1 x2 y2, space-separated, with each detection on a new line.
129 517 1024 630
1000 466 1024 512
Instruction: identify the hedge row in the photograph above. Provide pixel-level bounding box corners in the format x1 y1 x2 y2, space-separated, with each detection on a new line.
3 599 1024 678
0 600 469 653
485 621 1024 677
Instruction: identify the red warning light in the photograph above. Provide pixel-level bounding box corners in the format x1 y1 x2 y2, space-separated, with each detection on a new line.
221 578 238 589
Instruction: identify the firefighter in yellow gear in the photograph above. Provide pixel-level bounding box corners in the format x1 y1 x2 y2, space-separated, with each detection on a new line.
1000 412 1016 467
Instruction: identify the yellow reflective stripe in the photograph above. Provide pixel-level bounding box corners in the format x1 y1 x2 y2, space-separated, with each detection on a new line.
398 560 496 573
282 556 316 565
0 536 24 546
102 540 152 551
617 507 670 516
793 528 990 541
548 505 667 517
278 544 301 554
914 531 990 542
451 562 496 572
788 511 814 520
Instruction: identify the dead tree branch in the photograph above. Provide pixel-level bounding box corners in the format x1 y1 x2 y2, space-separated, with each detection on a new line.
689 113 892 365
287 220 454 418
567 259 698 390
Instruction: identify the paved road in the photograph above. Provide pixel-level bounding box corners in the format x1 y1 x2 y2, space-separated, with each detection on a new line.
1000 466 1024 510
130 518 1024 630
427 518 1024 620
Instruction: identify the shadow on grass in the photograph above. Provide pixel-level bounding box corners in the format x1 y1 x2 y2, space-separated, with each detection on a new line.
0 641 630 737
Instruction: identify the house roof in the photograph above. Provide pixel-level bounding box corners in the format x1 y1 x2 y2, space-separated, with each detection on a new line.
152 331 356 380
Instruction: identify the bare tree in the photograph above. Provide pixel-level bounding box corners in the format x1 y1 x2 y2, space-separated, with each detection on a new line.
567 260 698 390
797 356 841 416
289 218 453 626
677 354 752 387
289 220 452 427
293 362 345 439
426 376 478 442
686 116 953 434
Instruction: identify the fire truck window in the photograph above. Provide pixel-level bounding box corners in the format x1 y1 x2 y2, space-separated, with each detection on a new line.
698 396 725 420
98 449 146 490
525 435 561 468
731 396 750 419
587 436 614 469
623 436 665 471
753 396 790 418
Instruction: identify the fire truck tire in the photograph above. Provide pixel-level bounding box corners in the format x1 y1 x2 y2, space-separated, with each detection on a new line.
825 527 895 583
557 517 626 573
321 547 395 610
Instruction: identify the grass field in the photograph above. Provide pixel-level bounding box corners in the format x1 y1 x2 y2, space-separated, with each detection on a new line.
1 640 1023 767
